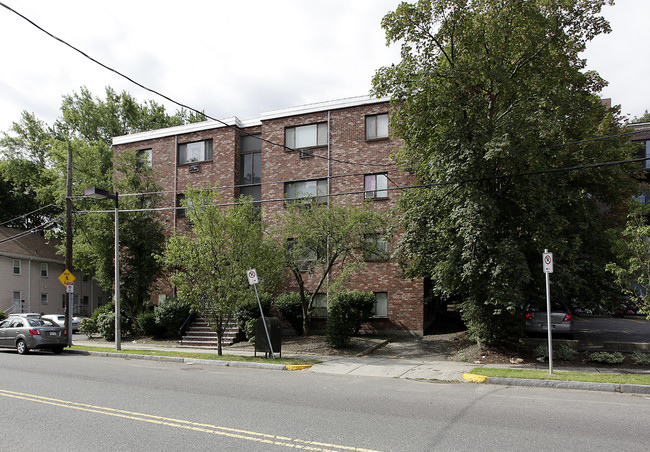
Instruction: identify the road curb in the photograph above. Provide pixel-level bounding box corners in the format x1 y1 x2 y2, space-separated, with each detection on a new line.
67 349 288 371
463 372 650 394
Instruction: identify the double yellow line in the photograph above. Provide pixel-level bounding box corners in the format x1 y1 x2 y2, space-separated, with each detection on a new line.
0 389 379 452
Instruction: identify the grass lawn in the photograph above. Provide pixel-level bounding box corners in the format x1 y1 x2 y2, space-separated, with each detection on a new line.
469 367 650 385
69 345 320 366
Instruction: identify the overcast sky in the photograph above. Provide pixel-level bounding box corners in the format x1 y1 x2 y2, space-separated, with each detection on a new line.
0 0 647 133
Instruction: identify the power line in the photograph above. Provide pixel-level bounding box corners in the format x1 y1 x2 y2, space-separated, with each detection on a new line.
0 1 392 169
0 214 64 244
0 203 58 227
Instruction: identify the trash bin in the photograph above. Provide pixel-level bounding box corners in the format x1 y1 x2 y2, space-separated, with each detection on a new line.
255 317 282 358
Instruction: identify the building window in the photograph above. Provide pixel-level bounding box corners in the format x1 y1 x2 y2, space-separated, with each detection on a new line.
41 263 48 278
240 134 262 207
12 291 21 310
41 293 48 305
366 114 389 140
13 259 21 275
137 149 153 169
286 238 317 272
285 123 328 150
364 233 388 261
645 141 650 170
178 139 213 164
285 179 328 203
364 173 388 199
373 292 388 317
312 293 328 318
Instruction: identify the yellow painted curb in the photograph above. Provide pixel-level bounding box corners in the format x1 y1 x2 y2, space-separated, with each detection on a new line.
463 373 487 383
285 364 313 371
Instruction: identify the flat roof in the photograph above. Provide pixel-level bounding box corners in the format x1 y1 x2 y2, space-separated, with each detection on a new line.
112 95 389 146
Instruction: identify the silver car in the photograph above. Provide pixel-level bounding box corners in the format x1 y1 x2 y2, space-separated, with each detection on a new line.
524 300 575 339
42 314 81 333
0 316 68 354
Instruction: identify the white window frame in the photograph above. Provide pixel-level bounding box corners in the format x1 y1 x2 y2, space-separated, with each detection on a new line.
312 293 328 318
137 149 153 168
178 139 213 164
364 173 388 199
366 113 389 140
285 179 328 203
364 233 388 261
12 259 21 275
373 292 388 317
285 123 328 150
41 263 48 278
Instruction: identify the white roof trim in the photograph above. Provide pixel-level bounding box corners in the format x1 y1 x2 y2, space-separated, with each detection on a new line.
260 95 389 120
112 95 390 145
112 117 262 146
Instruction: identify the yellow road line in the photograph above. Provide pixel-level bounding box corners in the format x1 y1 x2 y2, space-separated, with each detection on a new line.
0 389 380 452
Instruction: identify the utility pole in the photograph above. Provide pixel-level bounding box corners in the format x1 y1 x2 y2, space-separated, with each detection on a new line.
65 142 73 346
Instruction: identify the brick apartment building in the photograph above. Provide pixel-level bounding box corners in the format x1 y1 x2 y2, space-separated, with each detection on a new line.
112 95 434 336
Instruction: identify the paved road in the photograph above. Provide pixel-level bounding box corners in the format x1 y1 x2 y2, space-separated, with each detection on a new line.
1 351 650 451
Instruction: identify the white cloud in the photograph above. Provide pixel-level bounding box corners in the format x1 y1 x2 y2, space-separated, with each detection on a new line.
0 0 647 131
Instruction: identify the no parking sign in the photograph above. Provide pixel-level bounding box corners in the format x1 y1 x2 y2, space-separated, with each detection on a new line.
247 268 259 285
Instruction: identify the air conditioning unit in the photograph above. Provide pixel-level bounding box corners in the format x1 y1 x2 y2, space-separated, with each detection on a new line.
188 164 200 173
299 149 313 159
364 191 377 199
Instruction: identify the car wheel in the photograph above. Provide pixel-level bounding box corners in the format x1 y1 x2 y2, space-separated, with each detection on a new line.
53 346 64 354
16 339 29 355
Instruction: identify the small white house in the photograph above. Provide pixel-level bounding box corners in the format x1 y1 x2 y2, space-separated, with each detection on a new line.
0 226 107 316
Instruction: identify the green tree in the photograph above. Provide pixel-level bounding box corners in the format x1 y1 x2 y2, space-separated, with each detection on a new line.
607 199 650 319
632 110 650 124
158 190 284 355
372 0 636 344
276 201 389 336
1 86 203 320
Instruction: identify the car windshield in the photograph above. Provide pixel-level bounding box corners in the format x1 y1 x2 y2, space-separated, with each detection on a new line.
28 318 58 327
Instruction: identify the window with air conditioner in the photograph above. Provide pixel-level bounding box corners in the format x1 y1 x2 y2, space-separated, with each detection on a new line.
178 139 213 164
285 123 328 150
364 173 388 199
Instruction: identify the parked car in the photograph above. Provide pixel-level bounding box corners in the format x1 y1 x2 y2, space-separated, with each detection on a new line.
42 314 81 333
0 316 68 354
8 312 42 319
523 300 574 339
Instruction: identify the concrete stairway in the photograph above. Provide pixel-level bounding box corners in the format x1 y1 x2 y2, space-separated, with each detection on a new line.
180 317 242 347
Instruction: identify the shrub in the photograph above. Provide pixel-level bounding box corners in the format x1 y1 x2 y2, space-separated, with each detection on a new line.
96 311 116 341
243 318 257 343
631 351 650 365
275 292 304 335
235 293 272 340
326 291 375 348
79 317 98 338
154 297 191 334
0 312 7 321
137 310 166 337
532 344 578 361
588 351 625 364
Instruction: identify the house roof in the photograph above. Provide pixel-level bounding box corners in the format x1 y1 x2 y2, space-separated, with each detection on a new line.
0 226 63 263
112 95 390 146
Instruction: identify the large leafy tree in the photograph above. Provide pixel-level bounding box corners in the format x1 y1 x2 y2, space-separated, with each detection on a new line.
159 190 285 355
372 0 637 344
276 201 389 336
1 86 204 319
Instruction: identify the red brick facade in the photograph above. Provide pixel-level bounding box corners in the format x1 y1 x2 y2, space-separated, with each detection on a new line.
113 96 430 335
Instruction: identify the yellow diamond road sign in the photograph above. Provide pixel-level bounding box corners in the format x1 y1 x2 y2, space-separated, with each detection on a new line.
58 269 76 286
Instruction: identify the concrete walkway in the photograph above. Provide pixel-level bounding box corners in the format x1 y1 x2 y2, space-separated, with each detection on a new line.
69 335 650 393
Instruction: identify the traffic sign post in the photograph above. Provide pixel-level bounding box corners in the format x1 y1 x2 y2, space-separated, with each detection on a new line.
543 250 554 375
247 268 275 359
59 270 75 347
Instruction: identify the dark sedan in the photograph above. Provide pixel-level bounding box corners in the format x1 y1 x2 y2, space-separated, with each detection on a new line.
0 316 68 354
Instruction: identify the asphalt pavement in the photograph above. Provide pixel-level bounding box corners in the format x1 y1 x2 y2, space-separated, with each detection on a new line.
69 333 650 394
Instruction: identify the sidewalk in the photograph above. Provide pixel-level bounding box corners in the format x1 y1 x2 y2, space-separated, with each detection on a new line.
69 335 650 393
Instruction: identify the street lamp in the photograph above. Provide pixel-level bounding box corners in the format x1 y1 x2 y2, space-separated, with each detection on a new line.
84 187 121 351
